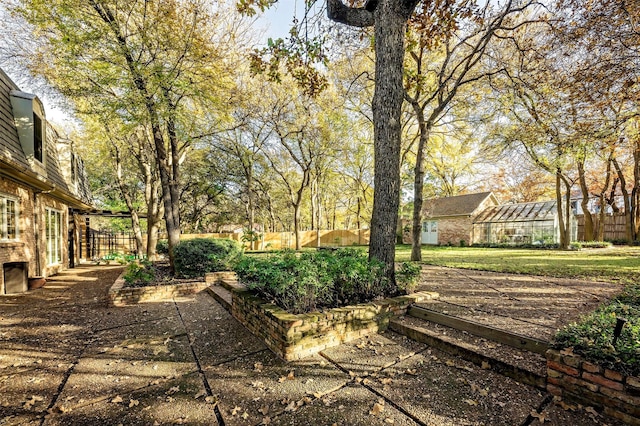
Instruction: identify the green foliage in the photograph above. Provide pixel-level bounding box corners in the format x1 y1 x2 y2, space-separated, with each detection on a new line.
174 238 243 278
156 240 169 255
233 249 393 314
396 262 421 294
123 260 155 286
578 241 613 249
553 285 640 376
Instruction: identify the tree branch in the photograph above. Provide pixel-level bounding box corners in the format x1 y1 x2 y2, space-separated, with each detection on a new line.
327 0 374 27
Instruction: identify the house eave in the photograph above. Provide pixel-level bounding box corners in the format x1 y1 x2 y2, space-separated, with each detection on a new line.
0 158 92 211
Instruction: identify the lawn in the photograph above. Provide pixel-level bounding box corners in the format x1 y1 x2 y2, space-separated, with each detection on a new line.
395 244 640 285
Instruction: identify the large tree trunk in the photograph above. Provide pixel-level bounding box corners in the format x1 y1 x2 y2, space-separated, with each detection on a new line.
368 2 414 281
556 170 569 249
577 161 594 241
613 158 634 244
409 101 429 261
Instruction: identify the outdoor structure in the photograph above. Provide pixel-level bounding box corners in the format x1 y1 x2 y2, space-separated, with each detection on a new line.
410 192 499 246
0 68 92 294
403 192 577 247
472 200 577 245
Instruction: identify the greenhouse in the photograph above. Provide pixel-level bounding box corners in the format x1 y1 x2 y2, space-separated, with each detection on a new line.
472 200 576 245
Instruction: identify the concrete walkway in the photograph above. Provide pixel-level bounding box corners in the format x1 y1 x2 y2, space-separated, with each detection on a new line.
0 265 622 425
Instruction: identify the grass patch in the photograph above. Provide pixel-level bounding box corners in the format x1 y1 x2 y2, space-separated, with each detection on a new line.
395 245 640 285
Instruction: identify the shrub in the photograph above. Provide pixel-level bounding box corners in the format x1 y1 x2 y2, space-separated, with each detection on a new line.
156 240 169 255
578 241 613 249
174 238 243 278
233 248 392 314
123 260 155 286
396 262 421 294
552 284 640 376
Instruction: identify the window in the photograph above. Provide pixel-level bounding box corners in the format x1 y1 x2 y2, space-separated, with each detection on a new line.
1 196 19 241
33 112 43 163
46 208 63 265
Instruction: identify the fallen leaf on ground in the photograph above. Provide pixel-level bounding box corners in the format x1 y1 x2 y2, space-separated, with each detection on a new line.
404 369 418 376
259 406 269 415
261 417 271 425
481 361 491 370
384 418 394 424
205 396 217 404
585 406 599 416
129 399 139 408
166 386 180 395
231 406 242 416
111 396 123 404
254 362 263 372
241 411 249 420
530 411 547 423
381 378 393 385
370 402 385 416
464 399 478 406
194 390 206 399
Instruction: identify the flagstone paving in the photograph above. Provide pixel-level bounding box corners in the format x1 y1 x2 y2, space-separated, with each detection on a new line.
0 264 625 425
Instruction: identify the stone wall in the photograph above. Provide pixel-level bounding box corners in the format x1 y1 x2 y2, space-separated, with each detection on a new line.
546 349 640 425
108 272 209 306
207 272 439 361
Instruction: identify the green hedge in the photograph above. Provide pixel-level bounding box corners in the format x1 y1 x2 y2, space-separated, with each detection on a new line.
174 238 243 278
552 284 640 376
233 248 403 314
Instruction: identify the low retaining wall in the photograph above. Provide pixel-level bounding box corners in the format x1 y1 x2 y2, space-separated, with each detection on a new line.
546 349 640 425
108 273 209 306
206 272 439 361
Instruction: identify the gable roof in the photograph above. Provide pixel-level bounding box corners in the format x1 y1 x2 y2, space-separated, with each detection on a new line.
423 192 498 218
0 68 92 209
473 200 558 224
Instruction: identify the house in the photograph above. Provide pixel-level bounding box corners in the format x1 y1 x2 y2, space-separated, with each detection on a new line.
405 192 500 246
0 68 92 294
404 192 578 246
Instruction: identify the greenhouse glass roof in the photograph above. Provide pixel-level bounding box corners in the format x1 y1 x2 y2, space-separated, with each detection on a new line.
473 200 557 224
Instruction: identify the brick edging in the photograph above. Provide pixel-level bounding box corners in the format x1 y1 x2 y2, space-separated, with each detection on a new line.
546 349 640 425
108 271 209 306
206 271 439 361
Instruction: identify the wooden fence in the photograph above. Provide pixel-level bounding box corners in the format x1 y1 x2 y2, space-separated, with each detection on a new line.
575 213 628 241
181 229 371 250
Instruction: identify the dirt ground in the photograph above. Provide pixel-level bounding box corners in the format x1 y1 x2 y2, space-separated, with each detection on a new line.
414 265 623 341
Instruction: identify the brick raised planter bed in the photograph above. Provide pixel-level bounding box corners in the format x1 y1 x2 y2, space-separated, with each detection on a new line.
108 272 210 306
546 349 640 425
206 271 439 361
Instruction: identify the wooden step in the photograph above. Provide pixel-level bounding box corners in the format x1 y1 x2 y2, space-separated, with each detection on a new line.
407 305 549 355
390 315 547 389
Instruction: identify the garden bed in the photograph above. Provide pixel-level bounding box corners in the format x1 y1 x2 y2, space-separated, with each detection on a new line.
108 269 209 306
206 271 439 361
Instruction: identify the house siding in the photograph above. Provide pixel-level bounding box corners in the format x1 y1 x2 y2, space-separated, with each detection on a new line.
0 68 92 294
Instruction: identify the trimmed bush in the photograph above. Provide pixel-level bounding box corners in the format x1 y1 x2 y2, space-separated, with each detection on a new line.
123 260 155 286
396 261 421 294
174 238 243 278
552 284 640 376
233 248 395 314
156 240 169 255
